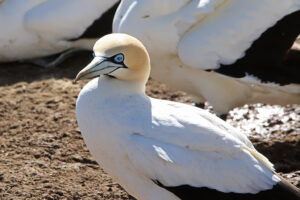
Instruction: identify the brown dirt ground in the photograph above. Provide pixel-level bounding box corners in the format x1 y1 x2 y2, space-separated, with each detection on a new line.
0 52 299 200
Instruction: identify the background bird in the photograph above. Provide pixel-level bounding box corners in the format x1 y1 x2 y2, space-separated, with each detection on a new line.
113 0 300 119
75 33 300 200
0 0 120 67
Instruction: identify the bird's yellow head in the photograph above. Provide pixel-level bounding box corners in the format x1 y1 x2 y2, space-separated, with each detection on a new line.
75 33 150 84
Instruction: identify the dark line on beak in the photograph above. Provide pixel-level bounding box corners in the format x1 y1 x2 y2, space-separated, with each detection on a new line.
81 65 118 78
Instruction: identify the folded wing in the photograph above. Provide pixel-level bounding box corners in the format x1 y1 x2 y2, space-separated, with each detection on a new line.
128 99 278 194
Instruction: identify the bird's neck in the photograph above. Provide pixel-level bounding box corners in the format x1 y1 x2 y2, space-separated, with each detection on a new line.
98 76 146 96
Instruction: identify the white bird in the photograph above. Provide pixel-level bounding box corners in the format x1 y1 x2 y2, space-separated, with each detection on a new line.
113 0 300 118
75 33 300 200
0 0 119 66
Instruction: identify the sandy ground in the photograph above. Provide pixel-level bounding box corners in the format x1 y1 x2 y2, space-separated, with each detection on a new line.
0 52 299 199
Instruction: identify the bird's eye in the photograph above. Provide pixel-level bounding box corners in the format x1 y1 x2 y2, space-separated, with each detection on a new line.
114 54 124 63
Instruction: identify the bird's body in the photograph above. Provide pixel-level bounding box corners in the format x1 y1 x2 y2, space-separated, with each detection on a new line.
114 0 300 115
75 33 300 200
0 0 119 62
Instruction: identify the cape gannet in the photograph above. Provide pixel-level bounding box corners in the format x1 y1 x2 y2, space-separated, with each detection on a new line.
0 0 120 66
75 33 300 200
113 0 300 118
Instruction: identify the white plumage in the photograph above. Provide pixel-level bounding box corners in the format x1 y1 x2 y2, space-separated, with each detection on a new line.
113 0 300 115
76 78 280 199
0 0 119 62
75 34 299 200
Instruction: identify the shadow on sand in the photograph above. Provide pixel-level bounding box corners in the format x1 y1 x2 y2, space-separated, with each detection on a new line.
0 51 93 86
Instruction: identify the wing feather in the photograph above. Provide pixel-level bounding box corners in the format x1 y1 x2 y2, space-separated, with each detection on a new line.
177 0 299 70
126 98 278 194
24 0 119 40
130 133 278 194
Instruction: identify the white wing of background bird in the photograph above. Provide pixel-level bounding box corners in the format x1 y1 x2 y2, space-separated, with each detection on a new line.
177 0 300 70
24 0 119 41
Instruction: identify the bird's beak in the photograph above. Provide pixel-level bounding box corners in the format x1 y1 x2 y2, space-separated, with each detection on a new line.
75 56 121 82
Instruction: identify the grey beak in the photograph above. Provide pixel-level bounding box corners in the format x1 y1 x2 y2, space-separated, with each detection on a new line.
75 57 108 82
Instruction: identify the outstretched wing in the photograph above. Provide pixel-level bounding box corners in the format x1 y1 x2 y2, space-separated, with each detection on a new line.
177 0 300 84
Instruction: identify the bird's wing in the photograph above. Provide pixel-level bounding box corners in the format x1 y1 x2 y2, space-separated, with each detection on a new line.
128 98 278 194
177 0 300 74
149 98 255 154
24 0 119 41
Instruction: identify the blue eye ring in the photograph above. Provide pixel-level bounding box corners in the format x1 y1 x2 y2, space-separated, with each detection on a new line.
114 53 124 63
